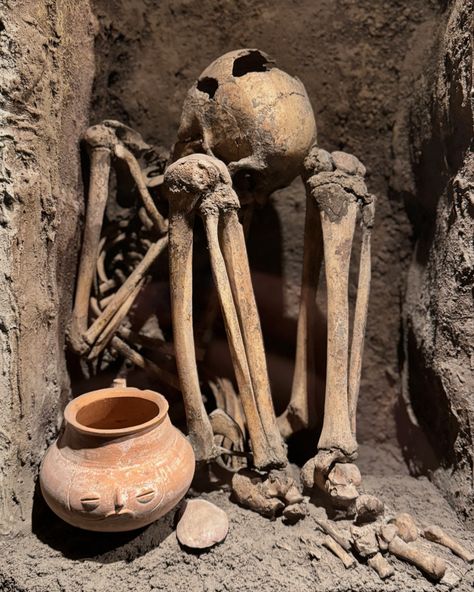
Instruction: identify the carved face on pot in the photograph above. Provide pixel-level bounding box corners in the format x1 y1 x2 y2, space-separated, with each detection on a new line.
173 49 317 203
66 466 166 526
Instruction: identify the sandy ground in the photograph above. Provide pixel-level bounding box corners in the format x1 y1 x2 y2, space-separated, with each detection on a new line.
1 445 473 592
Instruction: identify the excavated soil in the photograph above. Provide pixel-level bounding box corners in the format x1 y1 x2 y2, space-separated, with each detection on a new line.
1 445 473 592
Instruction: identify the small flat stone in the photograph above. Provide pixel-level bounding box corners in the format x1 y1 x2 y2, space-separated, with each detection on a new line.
176 499 229 550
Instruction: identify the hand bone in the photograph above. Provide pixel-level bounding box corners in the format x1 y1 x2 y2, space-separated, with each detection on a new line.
368 553 394 579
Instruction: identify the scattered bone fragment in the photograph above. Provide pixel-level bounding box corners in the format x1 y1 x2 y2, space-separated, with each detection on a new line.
377 523 398 551
389 513 418 543
308 545 322 561
264 469 303 504
314 517 351 551
350 524 379 558
285 484 304 505
282 502 308 524
354 494 384 524
176 499 229 550
368 553 394 580
440 568 461 589
325 463 361 506
300 535 322 561
423 525 474 563
388 536 447 580
322 535 356 569
231 471 285 518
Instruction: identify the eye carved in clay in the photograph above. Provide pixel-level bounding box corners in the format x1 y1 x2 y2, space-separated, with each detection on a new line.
136 489 156 504
80 495 101 511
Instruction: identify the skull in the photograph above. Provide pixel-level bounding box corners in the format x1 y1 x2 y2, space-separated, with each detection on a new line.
173 49 317 203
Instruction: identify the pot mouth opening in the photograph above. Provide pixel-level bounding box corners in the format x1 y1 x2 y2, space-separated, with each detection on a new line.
65 388 168 436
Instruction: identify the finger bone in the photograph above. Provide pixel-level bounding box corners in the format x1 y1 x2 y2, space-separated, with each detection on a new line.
314 516 351 552
322 535 355 569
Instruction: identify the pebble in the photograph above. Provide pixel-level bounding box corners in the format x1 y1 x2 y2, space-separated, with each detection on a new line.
176 499 229 550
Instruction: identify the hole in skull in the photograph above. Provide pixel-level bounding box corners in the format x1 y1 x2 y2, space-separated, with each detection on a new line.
232 168 259 193
232 50 271 77
197 76 219 99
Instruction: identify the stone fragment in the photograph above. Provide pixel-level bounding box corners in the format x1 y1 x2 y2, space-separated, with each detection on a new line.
176 499 229 550
440 568 461 589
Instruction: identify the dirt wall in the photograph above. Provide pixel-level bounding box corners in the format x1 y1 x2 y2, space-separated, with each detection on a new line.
0 0 95 534
394 0 474 525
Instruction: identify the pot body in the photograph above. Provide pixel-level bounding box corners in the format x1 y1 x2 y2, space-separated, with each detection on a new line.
40 386 195 532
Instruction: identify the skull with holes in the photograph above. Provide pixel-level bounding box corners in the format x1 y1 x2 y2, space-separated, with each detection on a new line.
173 49 317 204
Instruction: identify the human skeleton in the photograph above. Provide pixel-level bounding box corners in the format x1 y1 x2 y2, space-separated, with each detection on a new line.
68 48 373 506
67 48 474 580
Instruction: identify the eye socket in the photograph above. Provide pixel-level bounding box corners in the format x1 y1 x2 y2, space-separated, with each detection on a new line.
80 495 101 511
136 489 156 504
232 168 259 192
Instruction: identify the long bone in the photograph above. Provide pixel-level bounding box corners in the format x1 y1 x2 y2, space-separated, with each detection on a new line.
163 154 286 469
69 120 168 359
277 175 324 438
299 147 373 490
69 125 113 354
348 196 375 434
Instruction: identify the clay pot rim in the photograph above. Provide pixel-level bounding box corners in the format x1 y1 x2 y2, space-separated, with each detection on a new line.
64 387 169 438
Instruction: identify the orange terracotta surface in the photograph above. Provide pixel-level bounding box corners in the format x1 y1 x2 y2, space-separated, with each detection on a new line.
40 386 195 532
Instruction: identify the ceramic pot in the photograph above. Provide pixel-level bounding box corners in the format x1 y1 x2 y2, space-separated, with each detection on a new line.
40 385 195 532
